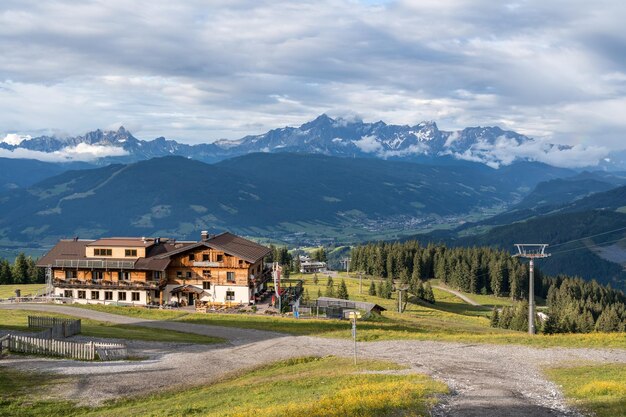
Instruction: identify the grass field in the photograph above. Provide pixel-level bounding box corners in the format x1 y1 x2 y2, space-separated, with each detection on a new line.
0 309 223 344
69 272 626 349
545 363 626 417
0 284 45 298
0 356 447 417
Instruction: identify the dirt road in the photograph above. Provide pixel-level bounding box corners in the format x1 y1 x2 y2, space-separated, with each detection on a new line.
2 303 624 416
432 285 485 307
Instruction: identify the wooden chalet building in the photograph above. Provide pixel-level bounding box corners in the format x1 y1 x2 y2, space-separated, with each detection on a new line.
37 231 272 306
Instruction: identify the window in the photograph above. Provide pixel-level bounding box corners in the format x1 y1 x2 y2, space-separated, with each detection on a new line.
154 271 161 279
94 248 112 256
188 254 195 261
239 260 244 266
65 270 77 279
131 292 140 301
93 271 103 280
77 290 86 299
216 254 223 262
91 291 100 300
64 290 73 298
121 271 131 281
202 281 211 290
186 271 192 279
125 249 137 257
118 292 127 301
104 291 113 300
227 272 235 282
202 254 209 261
226 290 235 301
177 271 182 278
202 270 211 277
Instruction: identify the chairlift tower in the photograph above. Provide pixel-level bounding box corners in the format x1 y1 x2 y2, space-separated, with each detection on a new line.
513 244 551 335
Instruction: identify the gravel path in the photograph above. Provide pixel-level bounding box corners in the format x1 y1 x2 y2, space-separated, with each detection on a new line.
2 303 625 416
432 285 485 307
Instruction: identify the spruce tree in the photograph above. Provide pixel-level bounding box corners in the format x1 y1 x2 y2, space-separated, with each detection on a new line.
368 280 376 296
489 308 499 328
337 279 349 300
12 253 29 285
423 282 435 304
595 308 620 332
0 259 12 285
324 284 336 298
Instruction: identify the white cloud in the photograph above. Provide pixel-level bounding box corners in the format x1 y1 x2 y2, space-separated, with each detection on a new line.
0 144 128 162
353 135 382 153
0 0 623 151
1 133 31 146
451 136 609 168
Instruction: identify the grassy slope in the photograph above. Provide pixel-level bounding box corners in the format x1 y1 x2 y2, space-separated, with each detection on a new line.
0 309 223 344
71 272 626 348
545 364 626 417
0 284 46 298
0 356 447 417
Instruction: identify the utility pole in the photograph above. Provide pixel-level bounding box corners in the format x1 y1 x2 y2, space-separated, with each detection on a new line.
359 272 362 294
513 244 550 335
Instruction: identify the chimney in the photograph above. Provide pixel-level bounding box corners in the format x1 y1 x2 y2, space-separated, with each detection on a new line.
201 231 209 241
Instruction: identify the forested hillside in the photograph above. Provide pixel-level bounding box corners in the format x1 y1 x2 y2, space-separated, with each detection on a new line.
350 241 626 333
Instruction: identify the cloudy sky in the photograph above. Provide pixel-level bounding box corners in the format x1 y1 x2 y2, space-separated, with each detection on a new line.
1 0 625 151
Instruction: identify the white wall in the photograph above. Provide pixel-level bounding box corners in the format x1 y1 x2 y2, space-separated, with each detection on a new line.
55 287 148 305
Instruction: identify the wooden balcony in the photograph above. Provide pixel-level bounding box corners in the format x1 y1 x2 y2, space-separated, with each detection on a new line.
54 278 166 291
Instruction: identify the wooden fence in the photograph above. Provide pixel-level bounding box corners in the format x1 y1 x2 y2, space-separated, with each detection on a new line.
0 335 9 357
28 316 81 338
4 334 127 361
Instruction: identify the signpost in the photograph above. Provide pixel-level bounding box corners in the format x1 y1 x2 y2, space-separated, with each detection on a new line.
349 311 361 365
273 262 282 312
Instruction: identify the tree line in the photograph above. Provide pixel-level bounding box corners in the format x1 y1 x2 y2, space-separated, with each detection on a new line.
350 241 531 298
351 240 626 333
0 253 45 285
492 277 626 333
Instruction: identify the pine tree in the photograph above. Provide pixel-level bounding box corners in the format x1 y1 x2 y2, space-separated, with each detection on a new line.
368 280 376 296
422 281 435 304
415 281 425 300
324 284 336 298
12 253 29 285
0 259 12 285
337 279 349 300
541 308 559 334
489 308 499 328
382 277 393 299
301 289 311 305
595 308 621 332
376 281 383 298
313 273 319 285
317 288 322 298
326 276 334 288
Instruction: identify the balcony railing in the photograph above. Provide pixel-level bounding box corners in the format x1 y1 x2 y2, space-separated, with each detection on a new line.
192 261 222 267
53 278 165 290
55 259 135 269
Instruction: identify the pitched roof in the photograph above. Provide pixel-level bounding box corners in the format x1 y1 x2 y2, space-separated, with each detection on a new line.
207 232 271 263
156 232 271 263
37 239 172 271
36 240 94 267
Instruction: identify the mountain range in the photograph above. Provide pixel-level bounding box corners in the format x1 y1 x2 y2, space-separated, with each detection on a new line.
2 114 622 169
0 153 574 247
